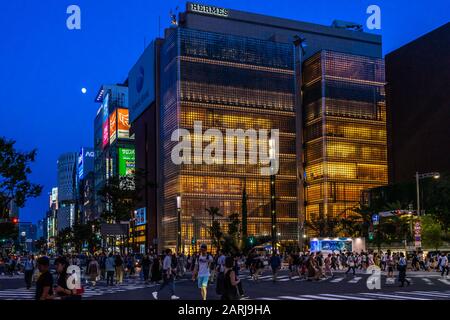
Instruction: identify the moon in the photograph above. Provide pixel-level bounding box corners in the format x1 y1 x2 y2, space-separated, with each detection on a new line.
81 87 87 94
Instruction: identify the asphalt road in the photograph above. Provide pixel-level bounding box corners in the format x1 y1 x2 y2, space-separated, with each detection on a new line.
1 269 450 300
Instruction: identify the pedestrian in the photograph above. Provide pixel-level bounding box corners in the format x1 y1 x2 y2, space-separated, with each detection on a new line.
221 256 239 300
151 254 161 283
152 249 179 300
54 256 82 300
324 254 333 278
87 256 100 287
35 256 53 300
438 252 449 277
345 252 356 276
269 252 281 282
105 253 115 286
192 243 213 300
23 254 35 289
387 250 395 279
398 252 410 287
115 254 124 284
142 254 151 284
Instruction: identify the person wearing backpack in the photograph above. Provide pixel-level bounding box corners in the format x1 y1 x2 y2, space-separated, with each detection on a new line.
269 252 282 282
192 243 213 300
398 252 410 287
23 254 35 289
221 256 240 300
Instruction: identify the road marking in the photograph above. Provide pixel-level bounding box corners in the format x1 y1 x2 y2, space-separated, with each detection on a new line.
397 291 450 298
320 294 374 300
348 276 362 283
278 295 313 300
258 297 280 300
330 277 344 283
300 294 346 300
422 278 433 285
361 292 428 300
437 279 450 285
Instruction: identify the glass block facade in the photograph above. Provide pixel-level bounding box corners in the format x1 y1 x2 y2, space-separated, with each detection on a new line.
303 51 387 228
160 28 298 252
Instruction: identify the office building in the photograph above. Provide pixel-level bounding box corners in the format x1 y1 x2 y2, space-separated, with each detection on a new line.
56 152 78 231
127 3 387 251
386 22 450 183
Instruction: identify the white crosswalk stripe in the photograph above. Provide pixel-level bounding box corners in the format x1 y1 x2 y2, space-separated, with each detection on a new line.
252 290 450 301
277 295 313 300
360 292 428 300
0 279 159 300
348 276 362 283
330 277 344 283
437 279 450 285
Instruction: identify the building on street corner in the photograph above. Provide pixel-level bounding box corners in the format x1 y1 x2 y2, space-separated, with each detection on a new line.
123 2 389 252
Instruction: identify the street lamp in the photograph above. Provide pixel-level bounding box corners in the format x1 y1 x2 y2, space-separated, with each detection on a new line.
176 195 182 254
415 172 440 216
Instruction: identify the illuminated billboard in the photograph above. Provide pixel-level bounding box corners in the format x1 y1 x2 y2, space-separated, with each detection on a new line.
117 108 130 139
77 147 94 180
118 148 135 176
102 122 109 148
109 110 117 144
135 208 146 226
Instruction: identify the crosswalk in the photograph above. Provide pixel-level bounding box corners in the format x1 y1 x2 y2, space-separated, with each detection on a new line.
0 279 162 300
253 290 450 300
239 271 450 287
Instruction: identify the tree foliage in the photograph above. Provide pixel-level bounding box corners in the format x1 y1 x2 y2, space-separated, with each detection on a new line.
0 137 42 219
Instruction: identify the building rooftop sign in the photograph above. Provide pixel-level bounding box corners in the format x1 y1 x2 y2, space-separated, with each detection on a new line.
188 3 229 17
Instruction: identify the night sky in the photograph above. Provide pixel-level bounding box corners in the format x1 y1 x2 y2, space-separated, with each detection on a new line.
1 0 448 224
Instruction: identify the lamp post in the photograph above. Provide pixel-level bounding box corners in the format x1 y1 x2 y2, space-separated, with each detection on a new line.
176 195 182 254
415 172 440 216
293 35 306 252
269 136 277 254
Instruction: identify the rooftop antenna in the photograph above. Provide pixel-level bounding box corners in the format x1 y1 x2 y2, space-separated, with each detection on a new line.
170 6 179 26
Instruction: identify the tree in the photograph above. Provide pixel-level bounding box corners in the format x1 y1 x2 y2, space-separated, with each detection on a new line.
54 227 73 254
424 172 450 232
222 213 240 255
421 215 443 251
72 222 100 253
209 220 223 253
305 214 339 237
0 137 42 219
205 207 223 223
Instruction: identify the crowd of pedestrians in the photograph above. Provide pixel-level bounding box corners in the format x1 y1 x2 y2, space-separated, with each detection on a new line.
1 248 449 300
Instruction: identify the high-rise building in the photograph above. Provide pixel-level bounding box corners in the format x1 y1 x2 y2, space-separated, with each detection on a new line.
302 51 387 227
94 84 133 218
56 152 78 231
128 3 387 252
76 147 95 223
386 22 450 183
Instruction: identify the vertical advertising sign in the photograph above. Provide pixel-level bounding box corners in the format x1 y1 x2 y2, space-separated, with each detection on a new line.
102 93 110 148
135 208 147 226
109 110 117 144
118 148 135 176
414 221 422 247
117 108 130 139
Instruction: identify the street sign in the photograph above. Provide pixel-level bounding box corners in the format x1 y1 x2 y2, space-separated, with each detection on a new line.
372 214 379 225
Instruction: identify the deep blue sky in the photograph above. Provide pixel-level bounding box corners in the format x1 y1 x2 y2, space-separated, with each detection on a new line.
0 0 448 224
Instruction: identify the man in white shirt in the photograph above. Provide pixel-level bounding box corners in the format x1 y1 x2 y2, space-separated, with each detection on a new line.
152 249 179 300
193 244 213 300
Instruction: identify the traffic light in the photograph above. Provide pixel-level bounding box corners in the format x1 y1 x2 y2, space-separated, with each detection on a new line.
368 232 374 241
12 217 19 224
248 236 255 245
191 237 196 245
